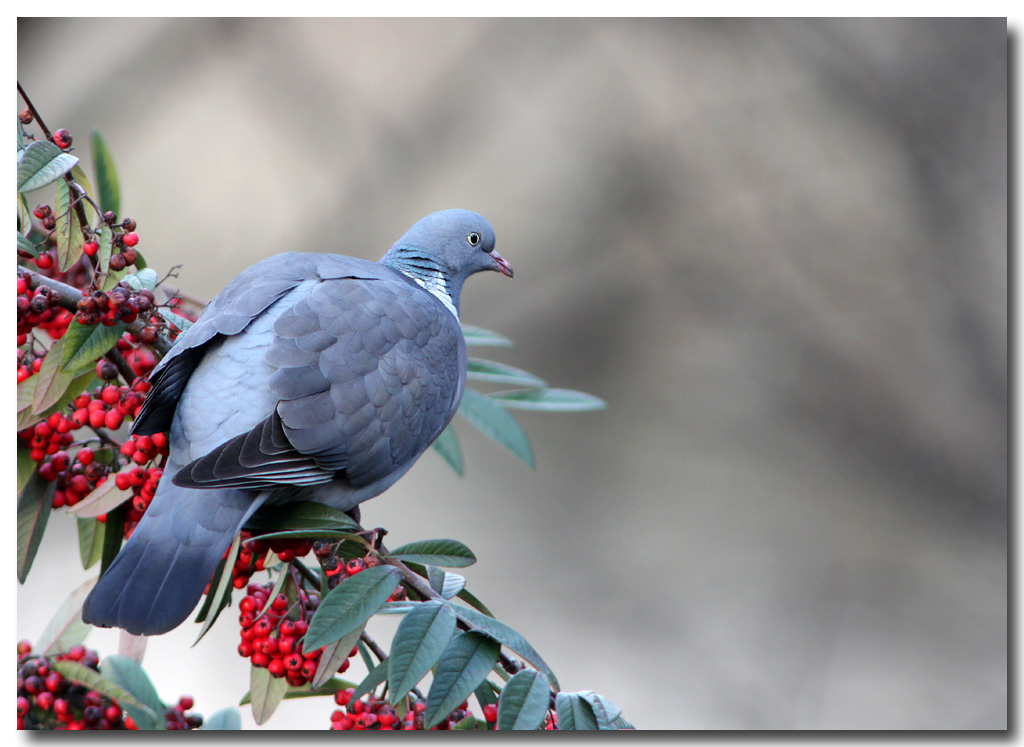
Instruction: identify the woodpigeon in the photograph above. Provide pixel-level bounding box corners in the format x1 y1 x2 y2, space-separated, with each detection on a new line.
82 209 513 635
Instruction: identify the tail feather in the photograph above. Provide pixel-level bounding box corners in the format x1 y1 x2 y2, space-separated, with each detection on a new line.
82 478 265 636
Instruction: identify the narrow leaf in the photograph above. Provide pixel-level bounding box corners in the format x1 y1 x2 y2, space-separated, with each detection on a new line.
99 504 126 575
121 268 159 291
78 518 106 569
457 388 535 468
17 469 53 583
193 533 242 645
467 358 547 387
18 232 40 258
387 601 457 704
60 318 126 374
70 164 99 227
430 424 464 476
304 565 401 650
17 139 78 192
53 660 158 728
427 566 466 600
424 631 500 728
245 501 362 534
555 691 599 731
91 130 121 216
25 370 95 431
497 669 551 731
311 622 366 689
488 387 608 412
36 578 97 656
17 442 36 495
579 690 624 729
453 605 559 690
201 708 242 730
461 324 514 347
54 178 85 271
101 655 167 730
388 538 477 568
248 664 288 725
67 471 133 518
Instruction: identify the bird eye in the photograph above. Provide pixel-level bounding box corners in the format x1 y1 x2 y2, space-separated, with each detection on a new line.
467 232 481 247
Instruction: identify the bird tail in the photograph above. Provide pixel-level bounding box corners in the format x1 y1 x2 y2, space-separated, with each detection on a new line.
82 475 267 636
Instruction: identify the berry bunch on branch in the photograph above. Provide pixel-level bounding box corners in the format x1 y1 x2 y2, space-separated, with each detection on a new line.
16 84 630 730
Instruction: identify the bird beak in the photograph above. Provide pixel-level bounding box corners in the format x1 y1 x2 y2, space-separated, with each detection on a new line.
490 250 514 278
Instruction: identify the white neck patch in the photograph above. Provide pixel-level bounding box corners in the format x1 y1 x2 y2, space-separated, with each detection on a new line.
404 267 458 319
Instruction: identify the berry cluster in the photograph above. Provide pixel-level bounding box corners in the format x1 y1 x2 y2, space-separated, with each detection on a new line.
16 640 201 730
312 541 406 601
330 690 473 731
75 283 154 328
236 580 346 688
17 275 72 346
109 465 164 532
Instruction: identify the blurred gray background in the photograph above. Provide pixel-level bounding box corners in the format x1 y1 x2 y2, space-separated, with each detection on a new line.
16 18 1007 730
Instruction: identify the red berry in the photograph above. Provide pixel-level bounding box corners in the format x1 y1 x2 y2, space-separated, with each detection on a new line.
122 231 139 247
101 385 121 405
53 129 73 149
83 241 99 257
35 253 54 269
77 447 94 465
104 409 124 430
483 703 498 723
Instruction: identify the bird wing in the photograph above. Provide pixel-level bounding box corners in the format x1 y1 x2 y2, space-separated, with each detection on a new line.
172 266 466 492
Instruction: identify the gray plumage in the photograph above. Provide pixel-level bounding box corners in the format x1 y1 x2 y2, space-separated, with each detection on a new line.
82 209 512 635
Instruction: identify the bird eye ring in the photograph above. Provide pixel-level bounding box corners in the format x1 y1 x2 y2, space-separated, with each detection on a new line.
467 232 481 247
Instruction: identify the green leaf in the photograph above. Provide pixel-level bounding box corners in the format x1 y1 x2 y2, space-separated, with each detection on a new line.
304 565 401 650
36 577 97 656
425 631 500 728
161 309 194 335
427 566 466 600
97 225 122 287
121 267 159 291
350 658 389 704
54 660 159 728
487 387 607 412
67 470 133 518
18 231 40 258
54 178 85 272
387 601 457 704
99 504 126 575
23 370 95 431
70 164 99 228
17 468 53 583
31 337 76 414
430 424 464 476
461 324 514 347
578 690 624 729
18 191 32 236
311 622 366 689
17 139 79 192
554 691 599 731
388 538 477 568
452 605 559 690
193 533 242 645
245 501 362 534
467 358 547 387
201 707 242 730
457 388 535 468
60 318 126 374
91 130 121 216
101 655 167 730
497 669 551 731
78 518 106 569
17 442 36 495
248 664 288 726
